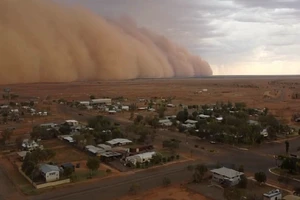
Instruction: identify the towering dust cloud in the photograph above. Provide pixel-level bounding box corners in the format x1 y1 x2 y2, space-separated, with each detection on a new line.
0 0 213 84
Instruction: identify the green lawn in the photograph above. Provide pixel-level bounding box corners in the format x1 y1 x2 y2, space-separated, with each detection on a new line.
271 167 300 179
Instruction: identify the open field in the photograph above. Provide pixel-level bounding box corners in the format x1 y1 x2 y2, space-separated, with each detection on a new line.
2 77 300 124
117 185 212 200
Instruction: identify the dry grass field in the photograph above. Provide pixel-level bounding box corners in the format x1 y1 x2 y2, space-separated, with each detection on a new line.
1 77 300 124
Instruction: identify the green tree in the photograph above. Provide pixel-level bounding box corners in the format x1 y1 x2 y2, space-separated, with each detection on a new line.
238 175 248 188
162 177 171 187
134 115 144 124
151 153 163 165
238 165 244 172
86 157 100 175
192 164 208 183
157 106 166 119
63 167 73 177
254 172 267 184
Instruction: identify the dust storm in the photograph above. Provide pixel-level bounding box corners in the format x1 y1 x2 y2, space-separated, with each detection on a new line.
0 0 213 84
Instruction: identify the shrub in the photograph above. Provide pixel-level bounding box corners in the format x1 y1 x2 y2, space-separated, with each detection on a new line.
176 155 180 160
106 169 112 173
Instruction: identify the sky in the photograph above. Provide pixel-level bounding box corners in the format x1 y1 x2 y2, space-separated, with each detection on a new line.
59 0 300 75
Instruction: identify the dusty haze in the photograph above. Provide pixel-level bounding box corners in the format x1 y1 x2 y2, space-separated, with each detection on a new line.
0 0 212 84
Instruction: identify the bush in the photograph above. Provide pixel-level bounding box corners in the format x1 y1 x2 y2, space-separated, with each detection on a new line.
162 157 167 163
136 162 141 168
238 175 248 188
170 155 175 160
106 169 112 173
176 155 180 160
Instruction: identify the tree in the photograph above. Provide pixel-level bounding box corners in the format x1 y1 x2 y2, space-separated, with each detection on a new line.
157 106 166 119
15 136 24 150
89 95 96 100
63 167 73 177
162 177 171 187
86 157 100 175
254 172 267 184
162 139 180 154
281 157 297 173
238 175 248 188
151 153 163 165
134 115 144 124
193 164 208 183
285 141 290 154
238 165 244 172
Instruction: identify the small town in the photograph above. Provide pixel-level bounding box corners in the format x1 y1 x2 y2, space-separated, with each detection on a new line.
1 84 300 200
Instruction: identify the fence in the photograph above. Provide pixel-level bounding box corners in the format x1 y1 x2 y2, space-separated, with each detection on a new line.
18 167 70 189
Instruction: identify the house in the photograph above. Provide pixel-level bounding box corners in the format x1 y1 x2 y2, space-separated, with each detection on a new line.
216 117 223 122
129 145 154 153
61 163 75 172
185 119 198 125
125 151 156 166
79 101 90 106
167 104 175 108
108 110 117 115
199 114 210 119
182 123 196 129
22 139 39 151
65 120 79 127
63 136 74 143
138 107 147 111
85 145 105 156
39 164 60 182
248 120 259 125
263 189 282 200
106 138 132 146
159 119 172 126
90 98 112 105
121 106 129 111
261 128 269 137
99 151 122 162
283 195 300 200
210 167 243 186
17 151 28 160
40 123 58 129
97 144 112 151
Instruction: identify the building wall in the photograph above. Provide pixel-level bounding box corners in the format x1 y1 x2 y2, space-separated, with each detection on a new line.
212 173 241 186
263 194 282 200
45 171 60 182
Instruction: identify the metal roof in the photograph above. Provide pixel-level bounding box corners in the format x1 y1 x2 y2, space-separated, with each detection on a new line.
210 167 243 179
40 164 59 173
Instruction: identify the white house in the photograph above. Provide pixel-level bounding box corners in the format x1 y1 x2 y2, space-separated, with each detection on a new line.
210 167 244 186
121 106 130 111
199 114 210 119
39 164 60 182
90 98 112 105
182 123 196 129
159 119 172 126
263 189 282 200
97 144 112 151
106 138 132 146
125 152 156 166
185 119 198 124
79 101 90 106
22 139 39 151
65 120 79 127
261 128 269 137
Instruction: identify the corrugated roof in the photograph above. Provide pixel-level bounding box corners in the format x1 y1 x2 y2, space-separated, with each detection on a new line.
210 167 243 178
40 164 59 173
